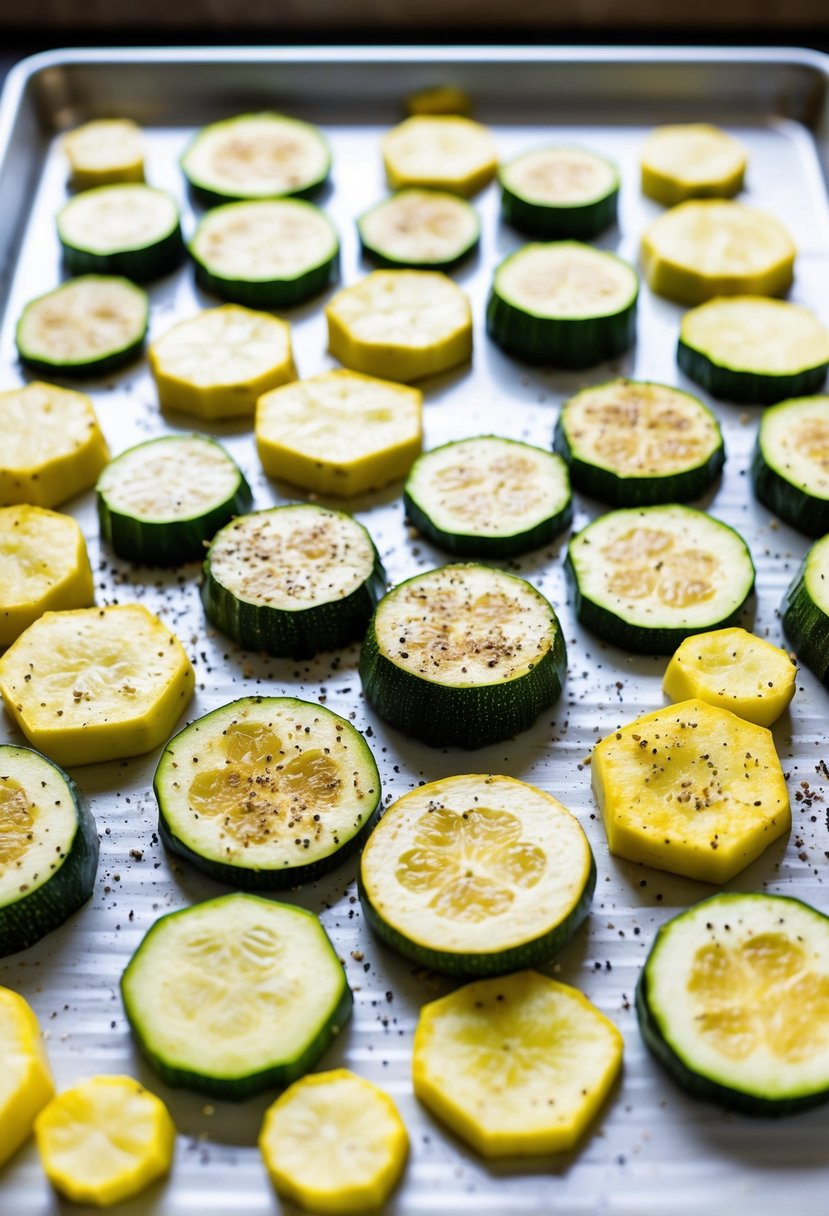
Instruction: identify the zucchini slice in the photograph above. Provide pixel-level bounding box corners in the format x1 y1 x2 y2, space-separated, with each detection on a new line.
259 1070 408 1214
0 382 109 509
781 533 829 683
486 242 638 368
149 304 296 421
403 436 572 557
554 379 724 507
752 394 829 534
255 369 423 498
62 118 144 190
592 699 790 884
0 987 54 1167
359 563 566 749
678 297 829 405
663 627 796 727
357 189 480 270
499 146 619 239
35 1076 175 1207
120 892 352 1099
202 504 385 659
0 505 94 648
96 434 252 566
641 201 795 305
0 604 195 767
189 199 339 309
16 276 148 377
57 184 183 281
640 124 747 206
566 504 755 654
154 695 381 888
637 893 829 1115
412 971 623 1157
359 773 594 976
180 112 331 206
382 115 497 198
326 270 472 383
0 744 99 958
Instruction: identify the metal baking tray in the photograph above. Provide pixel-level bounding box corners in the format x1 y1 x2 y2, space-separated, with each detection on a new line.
2 45 829 1216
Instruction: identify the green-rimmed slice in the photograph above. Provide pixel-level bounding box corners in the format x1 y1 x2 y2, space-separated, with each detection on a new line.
154 696 381 888
358 189 479 270
404 436 571 557
180 112 331 206
486 242 638 367
360 773 594 976
554 379 724 506
57 184 183 281
782 533 829 683
752 395 829 535
96 434 252 565
16 276 148 377
500 146 619 239
678 297 829 404
566 504 755 654
189 199 339 309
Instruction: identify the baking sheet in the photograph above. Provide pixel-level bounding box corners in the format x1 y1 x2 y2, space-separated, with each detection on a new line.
2 46 829 1216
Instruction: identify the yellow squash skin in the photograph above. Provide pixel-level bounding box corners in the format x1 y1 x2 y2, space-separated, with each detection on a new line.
63 119 145 190
0 505 94 648
663 627 796 727
0 987 54 1168
382 115 496 197
640 124 747 206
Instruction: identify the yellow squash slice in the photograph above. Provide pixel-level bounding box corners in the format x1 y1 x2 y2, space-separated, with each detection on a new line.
63 119 145 190
35 1075 175 1206
663 627 797 727
256 369 423 496
0 383 109 509
640 124 747 206
382 115 496 197
0 987 54 1167
404 85 472 116
0 604 195 766
259 1069 408 1214
0 506 94 648
413 970 622 1157
592 698 791 883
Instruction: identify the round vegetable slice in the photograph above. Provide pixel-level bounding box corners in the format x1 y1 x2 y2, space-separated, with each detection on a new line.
640 123 747 206
96 434 252 565
554 378 724 506
678 296 829 404
413 971 622 1156
57 184 183 281
360 773 594 975
202 504 385 659
782 533 829 683
16 276 148 377
180 112 331 205
259 1070 408 1214
62 118 144 190
35 1076 175 1207
189 199 339 308
637 893 829 1114
499 146 619 239
120 892 352 1099
155 696 381 888
566 504 755 654
326 270 472 383
486 242 638 368
149 304 296 421
358 188 479 270
752 394 829 534
0 505 94 647
359 563 566 749
641 201 795 305
662 627 797 727
403 435 572 557
0 987 54 1167
382 115 497 198
0 744 99 958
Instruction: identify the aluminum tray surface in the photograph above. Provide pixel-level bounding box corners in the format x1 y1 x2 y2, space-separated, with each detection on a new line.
1 46 829 1216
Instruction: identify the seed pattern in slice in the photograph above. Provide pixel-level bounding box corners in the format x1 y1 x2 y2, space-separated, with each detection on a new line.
155 696 381 888
360 773 594 975
566 504 755 654
121 892 352 1098
0 505 94 647
259 1070 408 1214
637 893 829 1113
382 115 497 198
413 970 622 1156
640 124 748 206
782 533 829 683
0 604 195 766
555 379 724 506
358 189 480 270
35 1075 175 1206
499 146 619 239
326 270 472 383
641 201 795 305
663 627 797 727
256 369 423 497
62 118 145 190
57 184 183 280
16 276 148 377
752 394 829 534
0 987 54 1166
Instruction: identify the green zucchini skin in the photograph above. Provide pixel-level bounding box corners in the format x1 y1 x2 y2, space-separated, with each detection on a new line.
358 850 595 977
61 228 184 283
677 339 829 405
0 746 99 958
403 489 571 558
751 406 829 536
501 183 617 241
486 286 636 368
358 236 477 273
15 277 148 378
191 251 339 310
781 543 829 683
